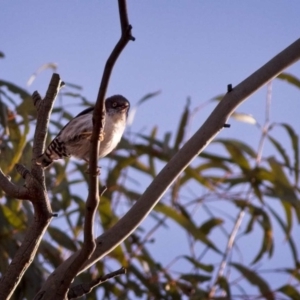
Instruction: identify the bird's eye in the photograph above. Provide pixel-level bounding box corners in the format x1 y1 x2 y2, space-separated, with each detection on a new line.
112 102 117 108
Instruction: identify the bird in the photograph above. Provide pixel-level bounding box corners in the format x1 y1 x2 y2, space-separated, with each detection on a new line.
36 95 130 168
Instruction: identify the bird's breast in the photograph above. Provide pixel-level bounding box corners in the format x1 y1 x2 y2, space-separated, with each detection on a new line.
99 113 126 157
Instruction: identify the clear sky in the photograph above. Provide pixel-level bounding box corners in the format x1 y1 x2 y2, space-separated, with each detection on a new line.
1 1 300 298
2 1 300 135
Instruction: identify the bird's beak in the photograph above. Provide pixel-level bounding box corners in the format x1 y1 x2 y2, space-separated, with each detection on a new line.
121 103 129 111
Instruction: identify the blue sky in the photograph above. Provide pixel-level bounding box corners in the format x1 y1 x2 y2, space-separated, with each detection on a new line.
2 1 300 135
1 1 300 298
1 2 300 176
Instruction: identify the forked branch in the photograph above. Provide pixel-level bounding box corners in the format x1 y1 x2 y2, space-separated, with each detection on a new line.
34 0 135 298
0 73 62 299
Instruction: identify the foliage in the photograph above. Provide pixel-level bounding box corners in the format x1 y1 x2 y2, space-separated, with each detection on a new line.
0 60 300 299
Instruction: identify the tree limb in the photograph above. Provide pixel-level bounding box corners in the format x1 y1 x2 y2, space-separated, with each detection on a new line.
0 168 29 199
0 73 62 299
31 76 64 187
78 37 300 272
37 1 135 298
37 38 300 287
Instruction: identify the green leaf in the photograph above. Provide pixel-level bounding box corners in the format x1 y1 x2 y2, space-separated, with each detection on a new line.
251 209 274 264
267 157 300 221
267 205 299 266
0 206 25 229
0 99 9 135
233 200 274 263
281 268 300 282
180 274 211 284
137 90 161 106
277 284 300 300
0 80 31 99
6 110 30 172
277 72 300 89
200 151 233 163
198 218 223 235
231 263 274 300
217 276 231 298
214 139 255 171
183 256 214 272
99 195 117 230
16 94 36 118
214 139 256 158
148 127 158 177
268 135 291 170
174 98 190 150
181 166 214 190
279 123 299 186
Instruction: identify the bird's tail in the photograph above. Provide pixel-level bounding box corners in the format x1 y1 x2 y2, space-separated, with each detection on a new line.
36 153 53 168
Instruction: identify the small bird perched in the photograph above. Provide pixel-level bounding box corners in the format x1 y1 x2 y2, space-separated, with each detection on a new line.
36 95 130 168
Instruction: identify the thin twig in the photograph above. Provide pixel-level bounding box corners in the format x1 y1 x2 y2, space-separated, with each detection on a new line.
208 80 274 298
256 81 272 165
67 267 126 299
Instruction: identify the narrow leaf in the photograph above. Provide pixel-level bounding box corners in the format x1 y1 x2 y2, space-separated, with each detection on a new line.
174 98 190 150
277 284 300 300
183 256 214 272
279 123 299 185
268 135 291 170
137 90 161 105
180 274 211 284
231 263 274 300
277 72 300 89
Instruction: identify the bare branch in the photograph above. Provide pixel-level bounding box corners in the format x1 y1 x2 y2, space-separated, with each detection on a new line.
67 267 126 299
37 35 300 300
48 38 300 279
31 73 64 186
38 1 135 298
0 168 29 199
0 73 62 299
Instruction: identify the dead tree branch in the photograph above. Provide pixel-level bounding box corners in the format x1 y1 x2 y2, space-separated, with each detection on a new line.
0 73 62 299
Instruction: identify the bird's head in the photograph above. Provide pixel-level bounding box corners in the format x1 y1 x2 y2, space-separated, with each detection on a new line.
106 95 130 117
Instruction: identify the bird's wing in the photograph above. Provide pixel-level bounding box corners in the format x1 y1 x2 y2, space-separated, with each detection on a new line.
58 109 94 142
